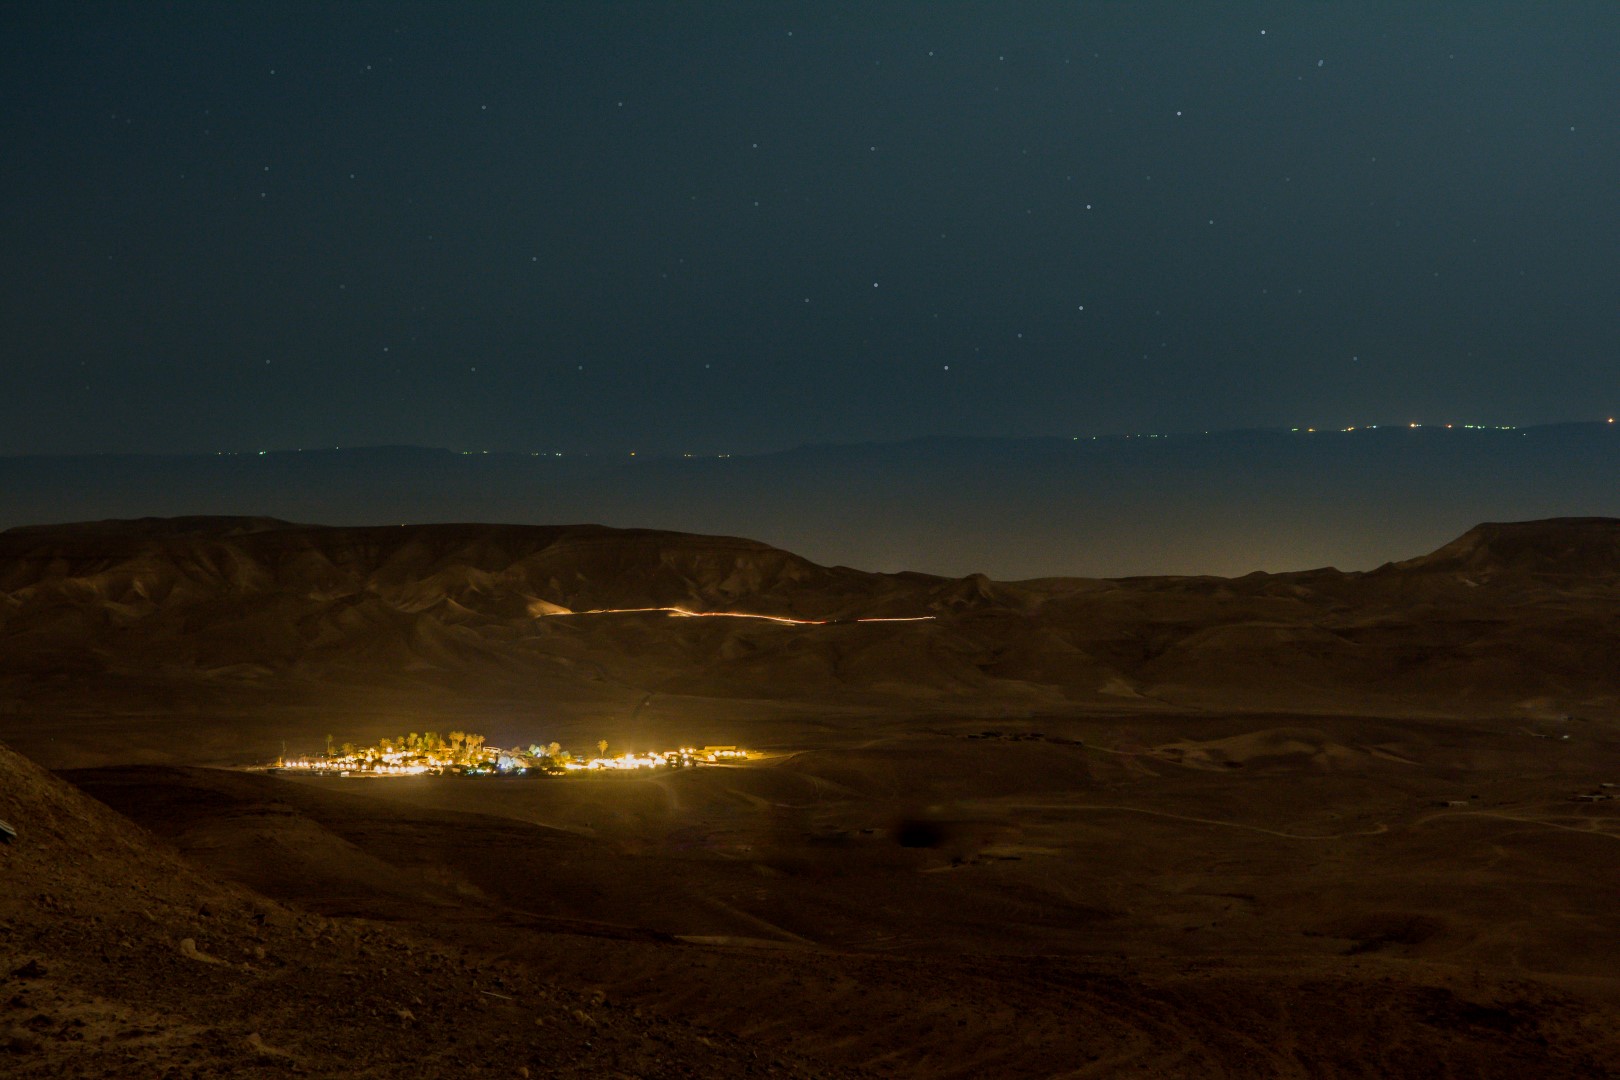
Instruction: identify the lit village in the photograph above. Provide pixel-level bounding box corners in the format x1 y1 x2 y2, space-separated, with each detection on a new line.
273 729 748 778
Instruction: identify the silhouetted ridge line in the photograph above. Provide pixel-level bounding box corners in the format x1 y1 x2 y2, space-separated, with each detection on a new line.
1394 518 1620 577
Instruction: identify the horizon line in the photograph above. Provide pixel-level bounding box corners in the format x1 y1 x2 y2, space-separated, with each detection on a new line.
1 416 1616 463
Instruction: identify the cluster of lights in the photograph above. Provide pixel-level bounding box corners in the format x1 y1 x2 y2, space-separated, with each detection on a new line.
278 742 748 777
279 747 473 776
568 749 686 771
560 746 749 771
1290 422 1524 433
213 420 1615 460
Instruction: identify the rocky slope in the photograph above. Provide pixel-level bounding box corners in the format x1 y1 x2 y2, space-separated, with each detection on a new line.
0 740 855 1078
1 517 1618 758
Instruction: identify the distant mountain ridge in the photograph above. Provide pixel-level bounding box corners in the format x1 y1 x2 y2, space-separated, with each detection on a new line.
3 516 1620 751
0 519 977 619
3 422 1619 578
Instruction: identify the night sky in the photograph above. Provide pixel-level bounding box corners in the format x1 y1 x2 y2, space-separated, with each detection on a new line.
4 2 1617 458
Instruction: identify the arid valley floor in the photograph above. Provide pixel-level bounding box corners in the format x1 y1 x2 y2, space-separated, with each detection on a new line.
3 517 1619 1077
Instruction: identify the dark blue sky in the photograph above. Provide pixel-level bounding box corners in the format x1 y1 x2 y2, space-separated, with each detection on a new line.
3 2 1617 456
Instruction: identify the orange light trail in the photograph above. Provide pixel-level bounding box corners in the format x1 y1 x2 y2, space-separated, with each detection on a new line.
541 606 934 625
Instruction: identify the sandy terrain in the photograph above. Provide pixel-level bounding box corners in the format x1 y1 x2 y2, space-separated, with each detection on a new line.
4 517 1620 1077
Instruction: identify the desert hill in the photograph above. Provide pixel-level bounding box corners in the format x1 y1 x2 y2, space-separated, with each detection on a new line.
1390 517 1620 581
30 743 1620 1080
0 516 971 617
6 517 1620 1076
0 741 846 1077
2 516 1619 768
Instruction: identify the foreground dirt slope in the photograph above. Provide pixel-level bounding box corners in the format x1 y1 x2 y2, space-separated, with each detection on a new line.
44 756 1620 1079
0 742 859 1078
